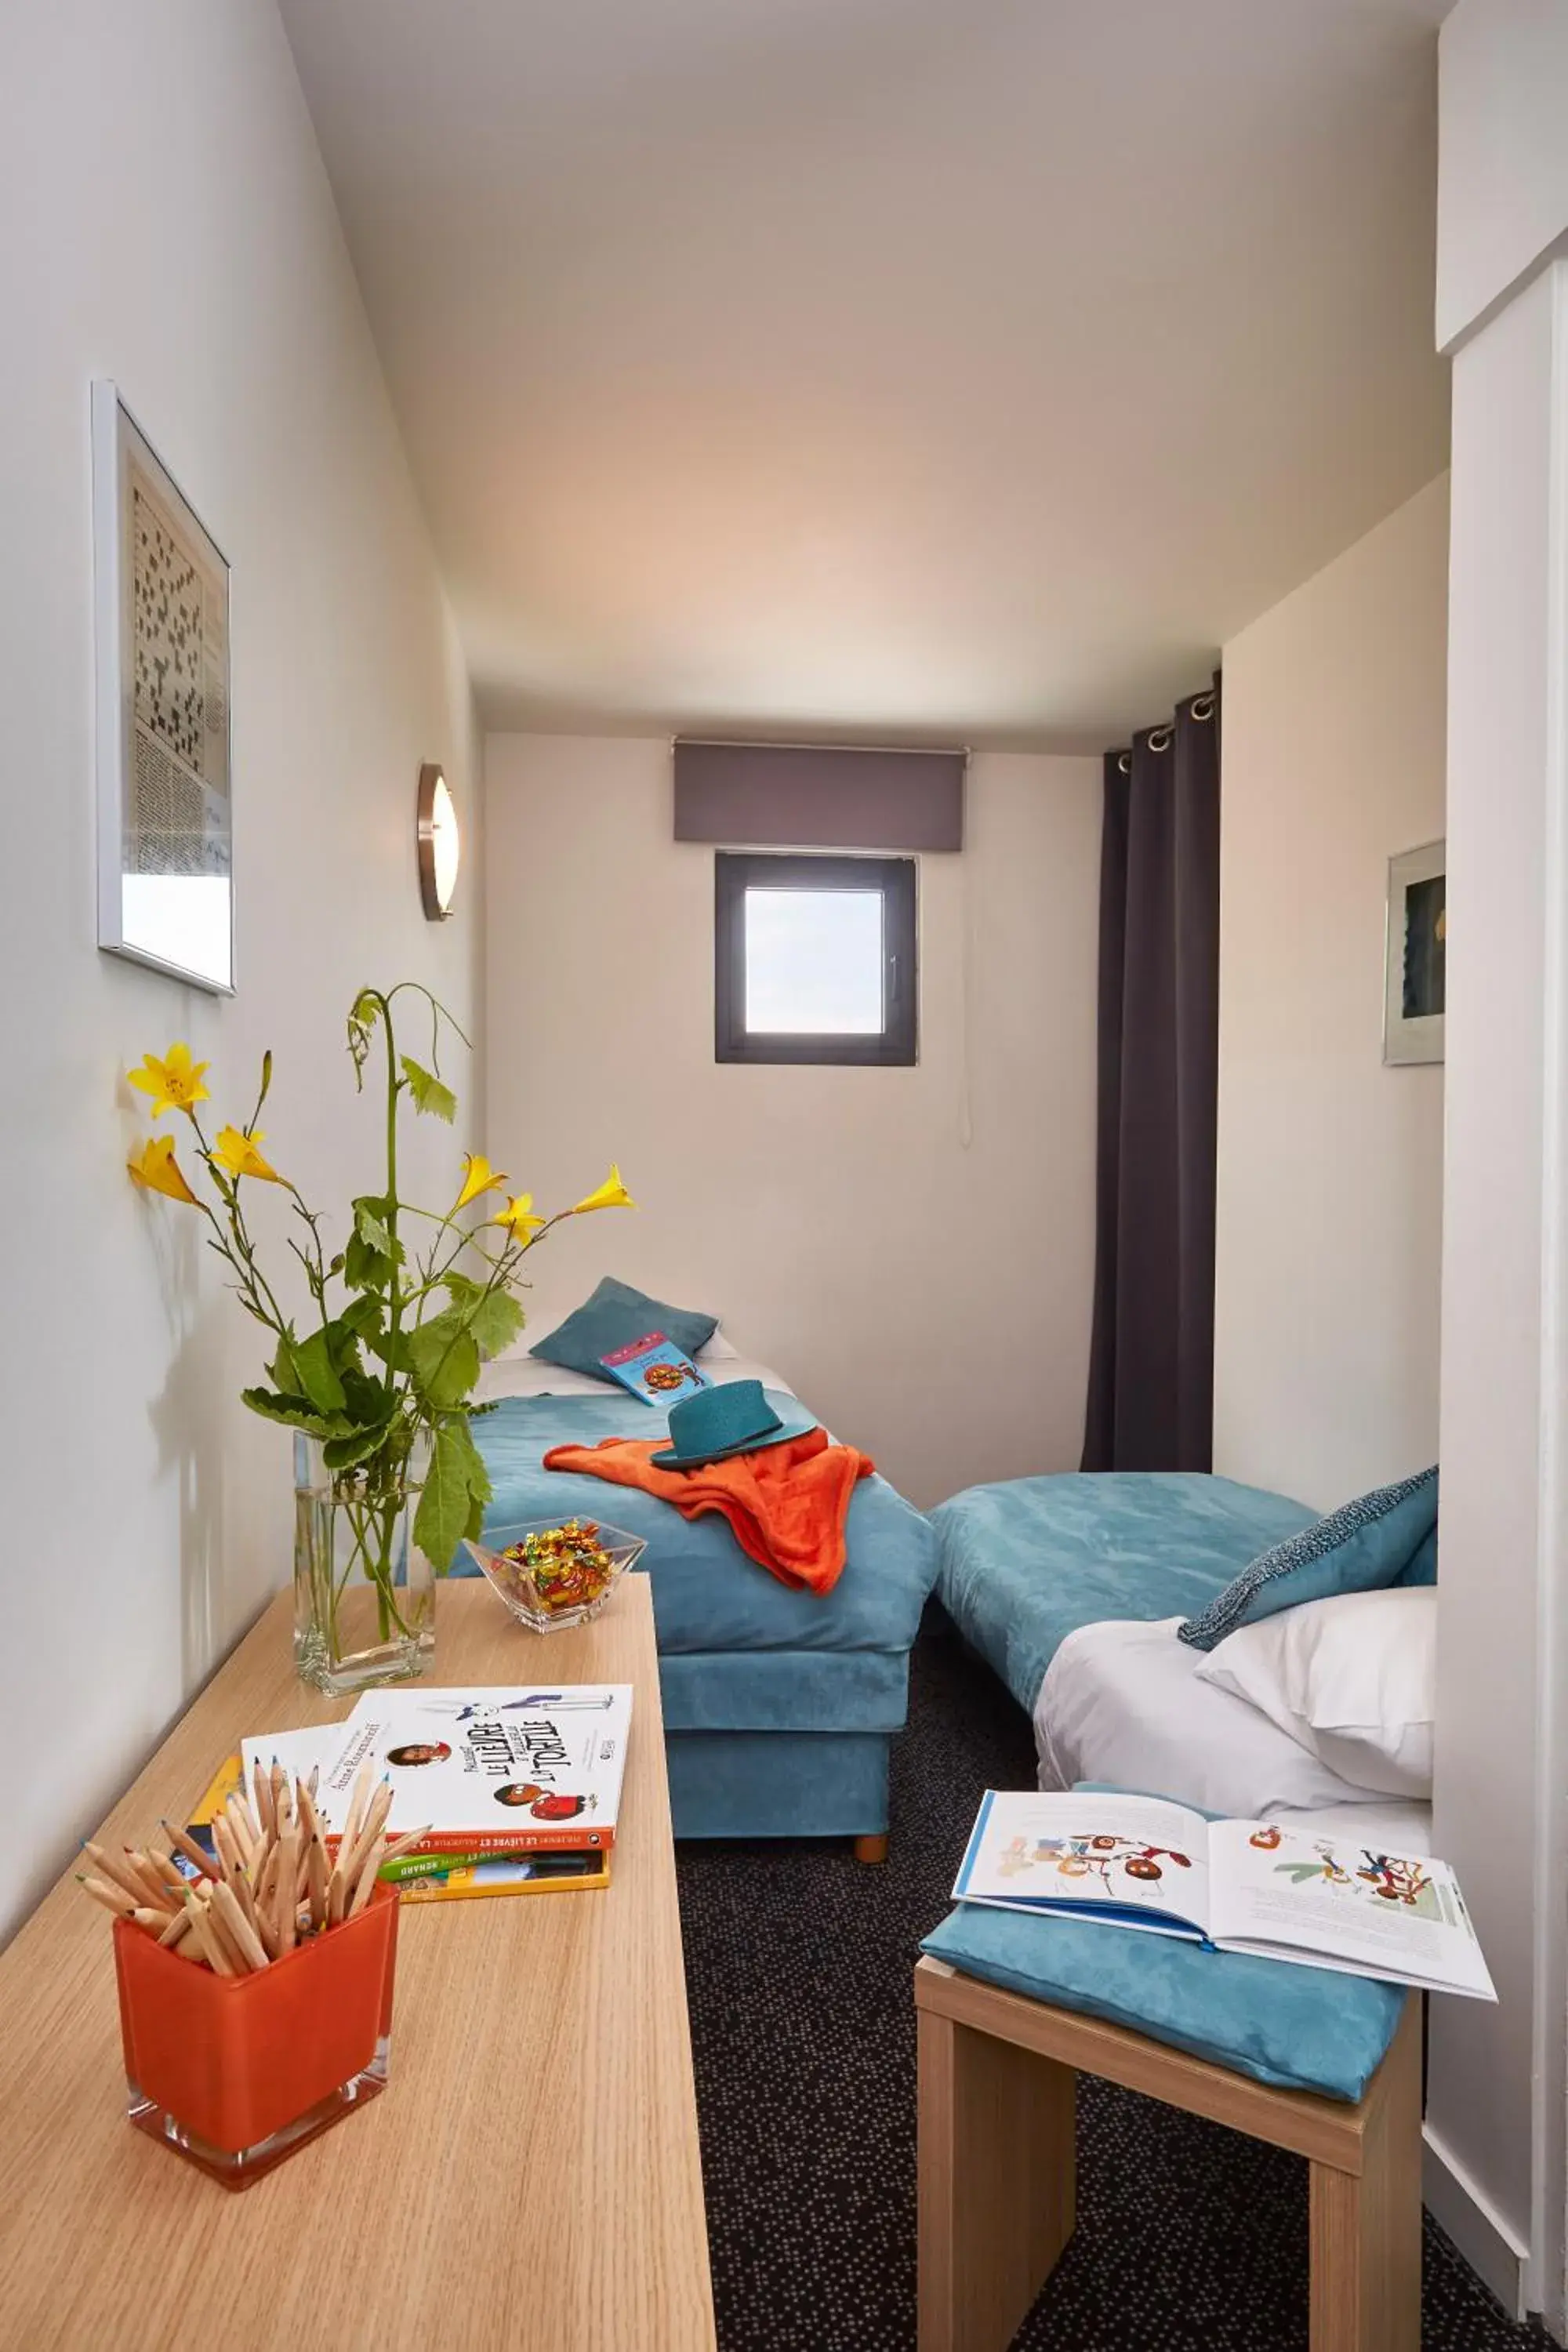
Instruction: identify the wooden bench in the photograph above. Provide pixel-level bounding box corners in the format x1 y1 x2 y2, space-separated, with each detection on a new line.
915 1954 1421 2352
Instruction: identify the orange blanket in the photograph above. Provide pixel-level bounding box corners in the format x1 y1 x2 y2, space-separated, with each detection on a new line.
541 1427 874 1596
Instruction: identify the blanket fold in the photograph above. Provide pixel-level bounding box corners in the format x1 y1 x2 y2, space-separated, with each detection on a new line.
542 1425 874 1595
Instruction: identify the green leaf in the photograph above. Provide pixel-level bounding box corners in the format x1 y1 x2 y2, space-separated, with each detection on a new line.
343 1232 391 1293
339 1294 384 1340
400 1054 457 1124
459 1285 525 1362
408 1314 481 1409
448 1412 492 1505
289 1329 347 1415
344 1196 404 1293
347 990 381 1085
414 1421 481 1570
364 1324 413 1372
354 1199 397 1260
267 1335 304 1396
339 1367 394 1428
322 1425 397 1471
241 1387 347 1439
441 1271 524 1361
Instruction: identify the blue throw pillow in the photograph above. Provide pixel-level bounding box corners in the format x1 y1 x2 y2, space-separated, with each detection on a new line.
528 1277 719 1384
1176 1467 1438 1652
1397 1525 1438 1588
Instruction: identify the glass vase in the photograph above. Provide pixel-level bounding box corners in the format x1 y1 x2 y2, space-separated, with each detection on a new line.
293 1430 435 1694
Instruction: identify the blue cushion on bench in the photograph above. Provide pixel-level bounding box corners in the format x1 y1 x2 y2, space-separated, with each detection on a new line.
920 1904 1406 2103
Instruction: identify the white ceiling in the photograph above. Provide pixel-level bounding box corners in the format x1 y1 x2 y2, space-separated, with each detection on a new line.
280 0 1451 749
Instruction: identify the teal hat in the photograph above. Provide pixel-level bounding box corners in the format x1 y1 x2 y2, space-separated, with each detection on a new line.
651 1377 817 1471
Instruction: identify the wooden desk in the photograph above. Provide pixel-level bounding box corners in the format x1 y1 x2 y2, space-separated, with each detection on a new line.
0 1579 716 2352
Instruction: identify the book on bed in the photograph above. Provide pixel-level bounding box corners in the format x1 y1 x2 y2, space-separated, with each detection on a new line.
597 1330 711 1405
953 1791 1495 2000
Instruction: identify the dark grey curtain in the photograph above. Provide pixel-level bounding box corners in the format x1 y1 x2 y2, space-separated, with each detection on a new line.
1082 679 1221 1472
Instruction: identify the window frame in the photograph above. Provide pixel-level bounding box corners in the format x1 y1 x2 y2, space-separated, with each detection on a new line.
713 851 918 1068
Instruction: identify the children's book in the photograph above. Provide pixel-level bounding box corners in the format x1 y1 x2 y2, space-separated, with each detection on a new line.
272 1685 633 1858
188 1752 616 1896
395 1850 612 1904
187 1730 332 1867
597 1330 711 1406
953 1791 1496 2001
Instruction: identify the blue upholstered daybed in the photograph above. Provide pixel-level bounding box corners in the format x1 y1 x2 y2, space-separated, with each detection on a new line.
931 1471 1316 1715
930 1465 1439 1842
459 1371 939 1848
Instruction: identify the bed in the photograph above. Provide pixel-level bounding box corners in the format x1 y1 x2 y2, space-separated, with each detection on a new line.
455 1351 940 1851
931 1470 1433 1849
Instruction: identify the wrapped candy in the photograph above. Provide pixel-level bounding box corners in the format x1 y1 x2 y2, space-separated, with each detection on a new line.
493 1520 617 1615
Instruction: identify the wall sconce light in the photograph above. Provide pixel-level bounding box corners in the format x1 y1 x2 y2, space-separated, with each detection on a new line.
416 763 460 920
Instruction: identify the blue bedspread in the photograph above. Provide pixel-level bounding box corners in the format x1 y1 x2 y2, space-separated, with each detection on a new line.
931 1471 1315 1714
462 1390 938 1657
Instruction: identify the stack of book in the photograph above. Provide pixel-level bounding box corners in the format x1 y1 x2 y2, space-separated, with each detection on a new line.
191 1686 632 1904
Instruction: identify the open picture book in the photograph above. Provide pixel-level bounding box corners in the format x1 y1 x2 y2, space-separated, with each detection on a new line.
953 1791 1495 2001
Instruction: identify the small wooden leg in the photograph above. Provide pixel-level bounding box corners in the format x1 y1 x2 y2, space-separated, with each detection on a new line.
853 1833 888 1864
917 2006 1076 2352
1308 1998 1422 2352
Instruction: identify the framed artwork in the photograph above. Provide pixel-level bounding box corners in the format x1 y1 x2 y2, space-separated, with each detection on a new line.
1384 839 1445 1065
93 381 233 993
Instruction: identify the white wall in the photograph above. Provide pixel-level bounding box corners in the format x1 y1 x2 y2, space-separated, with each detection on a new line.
1428 259 1566 2328
0 3 482 1942
482 735 1101 1510
1212 477 1449 1512
1428 2 1568 2325
1436 0 1568 353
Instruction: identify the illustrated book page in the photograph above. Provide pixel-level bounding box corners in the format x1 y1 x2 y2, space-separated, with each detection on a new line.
1207 1820 1495 1998
953 1790 1212 1940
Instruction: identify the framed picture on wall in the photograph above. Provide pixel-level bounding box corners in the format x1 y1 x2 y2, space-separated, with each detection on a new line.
93 380 234 993
1384 839 1445 1065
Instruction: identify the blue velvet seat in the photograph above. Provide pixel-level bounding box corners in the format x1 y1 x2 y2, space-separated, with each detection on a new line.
922 1896 1404 2101
460 1390 940 1842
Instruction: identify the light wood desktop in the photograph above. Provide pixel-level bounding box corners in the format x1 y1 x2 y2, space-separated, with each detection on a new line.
0 1577 717 2352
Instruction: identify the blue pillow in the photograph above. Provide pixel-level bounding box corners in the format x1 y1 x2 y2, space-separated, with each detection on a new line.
1177 1467 1438 1652
1397 1525 1438 1588
528 1277 719 1383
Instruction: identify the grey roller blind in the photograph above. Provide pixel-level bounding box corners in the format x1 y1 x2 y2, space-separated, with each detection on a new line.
673 740 965 851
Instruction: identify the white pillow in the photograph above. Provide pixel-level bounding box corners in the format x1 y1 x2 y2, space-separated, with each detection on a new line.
1194 1587 1436 1798
697 1326 739 1360
1036 1617 1393 1818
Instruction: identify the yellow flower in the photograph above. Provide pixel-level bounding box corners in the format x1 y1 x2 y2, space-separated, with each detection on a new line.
212 1125 282 1183
128 1042 211 1120
571 1163 637 1216
127 1136 200 1207
455 1152 508 1212
492 1192 547 1245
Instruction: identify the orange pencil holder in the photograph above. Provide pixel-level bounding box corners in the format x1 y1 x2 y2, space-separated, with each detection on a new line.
113 1886 400 2188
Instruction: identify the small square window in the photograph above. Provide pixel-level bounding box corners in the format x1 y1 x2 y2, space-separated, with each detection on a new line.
714 853 917 1065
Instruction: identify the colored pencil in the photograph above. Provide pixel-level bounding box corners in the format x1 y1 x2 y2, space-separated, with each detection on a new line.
79 1763 391 1973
